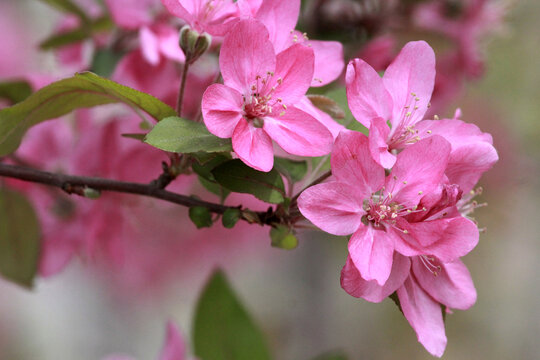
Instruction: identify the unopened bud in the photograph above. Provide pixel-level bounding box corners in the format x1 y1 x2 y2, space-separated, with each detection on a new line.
83 187 101 199
179 25 212 64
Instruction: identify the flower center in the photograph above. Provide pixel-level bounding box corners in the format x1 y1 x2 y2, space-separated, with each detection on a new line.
242 72 286 126
419 255 442 276
388 92 432 150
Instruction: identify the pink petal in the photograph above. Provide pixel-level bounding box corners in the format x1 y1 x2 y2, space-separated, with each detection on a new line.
106 0 154 29
202 84 244 138
412 258 477 310
263 106 332 157
220 19 276 93
308 40 344 86
368 117 395 168
397 276 447 357
348 225 395 285
383 41 435 128
341 252 411 303
422 217 479 262
272 44 314 104
296 97 345 139
158 29 185 63
38 237 76 277
297 182 365 236
346 58 392 128
140 27 160 66
331 130 385 195
158 321 186 360
161 0 194 24
386 135 451 208
255 0 300 53
232 118 274 172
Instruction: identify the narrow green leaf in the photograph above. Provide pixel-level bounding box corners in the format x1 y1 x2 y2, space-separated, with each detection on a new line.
274 157 308 183
189 206 213 229
0 188 40 288
0 80 32 104
0 72 176 156
121 133 146 141
193 270 271 360
40 17 113 50
198 176 230 201
222 208 241 229
270 225 298 250
90 48 124 77
145 117 232 154
212 160 285 204
38 0 90 23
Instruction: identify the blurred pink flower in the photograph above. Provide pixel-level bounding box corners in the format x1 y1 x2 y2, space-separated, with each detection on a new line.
202 19 333 172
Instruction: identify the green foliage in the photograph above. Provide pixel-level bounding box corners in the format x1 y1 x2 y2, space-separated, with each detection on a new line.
193 154 232 202
38 0 91 23
307 94 345 119
40 17 113 50
324 88 368 134
189 206 213 229
90 49 124 77
222 208 241 229
145 117 232 154
274 157 308 183
0 80 32 104
212 160 286 204
0 188 40 288
270 225 298 250
0 72 176 156
193 270 271 360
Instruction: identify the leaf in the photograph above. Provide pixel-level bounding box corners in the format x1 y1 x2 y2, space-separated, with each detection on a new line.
222 208 241 229
0 72 176 156
212 160 286 204
90 48 124 77
270 225 298 250
273 157 307 183
324 88 368 134
189 206 213 229
307 94 345 119
0 80 32 104
40 17 113 50
192 154 231 181
193 270 271 360
0 188 40 288
145 117 232 154
198 176 230 201
121 133 146 141
38 0 90 23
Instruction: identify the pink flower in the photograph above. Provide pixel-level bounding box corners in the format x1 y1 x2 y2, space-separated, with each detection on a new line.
105 0 161 30
298 131 479 285
139 24 186 65
161 0 239 36
346 41 498 181
103 320 188 360
202 19 333 172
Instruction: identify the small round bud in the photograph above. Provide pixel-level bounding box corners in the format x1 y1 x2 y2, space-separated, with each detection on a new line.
83 187 101 199
179 25 212 64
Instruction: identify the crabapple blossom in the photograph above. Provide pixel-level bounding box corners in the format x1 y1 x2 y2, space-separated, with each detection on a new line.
298 131 479 286
202 19 333 171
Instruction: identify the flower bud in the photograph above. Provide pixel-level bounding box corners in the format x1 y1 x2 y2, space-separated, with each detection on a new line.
179 25 212 64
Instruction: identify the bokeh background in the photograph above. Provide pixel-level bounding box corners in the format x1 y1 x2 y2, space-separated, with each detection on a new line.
0 0 539 359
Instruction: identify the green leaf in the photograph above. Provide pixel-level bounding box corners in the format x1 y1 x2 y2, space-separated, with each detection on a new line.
0 188 40 288
198 176 230 201
274 157 308 183
193 270 271 360
270 225 298 250
0 72 176 156
307 94 345 119
192 154 231 181
145 117 232 154
0 80 32 104
222 208 241 229
189 206 213 229
324 88 368 134
212 160 286 204
90 48 124 77
38 0 90 23
40 17 113 50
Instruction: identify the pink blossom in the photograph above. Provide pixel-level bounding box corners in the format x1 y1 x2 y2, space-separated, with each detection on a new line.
105 0 161 30
346 41 498 181
161 0 239 36
103 320 188 360
298 131 479 285
139 24 186 65
202 19 333 172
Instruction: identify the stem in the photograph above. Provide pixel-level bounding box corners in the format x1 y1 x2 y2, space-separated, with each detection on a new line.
176 59 191 117
0 162 269 224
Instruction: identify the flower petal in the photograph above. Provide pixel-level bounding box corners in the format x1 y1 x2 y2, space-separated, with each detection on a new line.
368 117 395 168
412 258 477 310
341 252 410 302
348 225 395 285
161 0 195 24
397 275 447 357
295 97 345 139
158 321 186 360
298 182 365 236
232 118 274 172
383 41 435 128
346 58 392 128
221 19 276 93
331 130 385 194
263 106 333 157
422 217 479 262
272 44 314 104
202 84 244 138
309 40 344 86
255 0 300 52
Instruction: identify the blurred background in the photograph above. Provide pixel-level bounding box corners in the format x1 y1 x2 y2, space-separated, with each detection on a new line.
0 0 539 359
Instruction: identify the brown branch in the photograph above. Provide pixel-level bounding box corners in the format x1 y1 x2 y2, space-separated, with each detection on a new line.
0 162 271 225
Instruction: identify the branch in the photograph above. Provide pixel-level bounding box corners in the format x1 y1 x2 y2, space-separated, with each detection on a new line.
0 162 271 225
